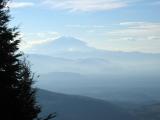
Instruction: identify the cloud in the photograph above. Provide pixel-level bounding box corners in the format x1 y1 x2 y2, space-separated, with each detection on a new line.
20 32 61 51
119 22 145 26
20 39 50 50
109 22 160 41
42 0 128 12
8 2 35 9
97 22 160 53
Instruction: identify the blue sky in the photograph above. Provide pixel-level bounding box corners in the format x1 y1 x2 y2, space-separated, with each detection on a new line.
9 0 160 53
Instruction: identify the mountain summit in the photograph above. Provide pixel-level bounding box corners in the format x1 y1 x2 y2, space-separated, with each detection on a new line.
31 36 95 55
53 36 87 47
50 36 91 51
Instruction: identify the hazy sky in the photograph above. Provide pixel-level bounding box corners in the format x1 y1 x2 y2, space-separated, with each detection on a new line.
9 0 160 53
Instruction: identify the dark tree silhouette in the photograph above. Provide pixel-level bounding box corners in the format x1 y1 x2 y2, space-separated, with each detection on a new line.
0 0 55 120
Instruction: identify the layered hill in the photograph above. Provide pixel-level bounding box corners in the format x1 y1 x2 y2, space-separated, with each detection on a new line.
38 89 137 120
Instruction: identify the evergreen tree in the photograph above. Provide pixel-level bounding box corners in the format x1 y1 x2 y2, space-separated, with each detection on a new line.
0 0 55 119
